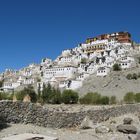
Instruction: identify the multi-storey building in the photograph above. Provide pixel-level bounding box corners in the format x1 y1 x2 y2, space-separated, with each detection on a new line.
0 31 137 91
43 66 77 80
86 31 131 44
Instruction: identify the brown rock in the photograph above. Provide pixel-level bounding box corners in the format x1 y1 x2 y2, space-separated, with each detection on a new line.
23 95 31 102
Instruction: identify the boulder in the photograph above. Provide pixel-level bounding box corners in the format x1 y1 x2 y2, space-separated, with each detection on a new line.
117 124 137 134
80 116 93 129
23 95 31 102
95 125 111 133
123 118 133 125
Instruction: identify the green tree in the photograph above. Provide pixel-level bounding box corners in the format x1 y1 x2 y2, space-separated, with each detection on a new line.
113 63 121 71
16 91 26 101
0 92 2 100
137 57 140 64
135 93 140 103
102 57 106 63
132 73 138 80
79 93 93 104
109 96 117 104
138 72 140 78
41 71 44 77
48 88 62 104
100 96 109 105
61 90 79 104
96 57 100 64
0 92 9 100
16 86 37 103
81 58 87 64
126 73 132 80
42 83 52 103
124 92 135 104
0 81 3 88
79 92 101 105
37 83 41 102
0 92 14 100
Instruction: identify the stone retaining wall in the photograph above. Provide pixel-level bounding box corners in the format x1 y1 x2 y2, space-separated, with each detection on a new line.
0 101 140 128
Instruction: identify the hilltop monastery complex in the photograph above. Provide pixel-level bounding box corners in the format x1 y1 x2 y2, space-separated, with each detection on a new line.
0 31 140 92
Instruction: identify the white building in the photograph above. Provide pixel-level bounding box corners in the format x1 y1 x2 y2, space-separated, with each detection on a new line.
0 32 137 91
118 56 135 69
43 66 78 80
2 81 21 92
57 56 74 65
23 78 35 85
76 73 89 81
87 63 98 74
97 67 110 77
41 58 52 67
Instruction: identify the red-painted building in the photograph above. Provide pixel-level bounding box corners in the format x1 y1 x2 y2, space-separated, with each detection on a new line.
86 31 132 44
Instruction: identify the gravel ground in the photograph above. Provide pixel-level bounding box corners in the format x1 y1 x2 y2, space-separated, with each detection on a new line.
0 114 139 140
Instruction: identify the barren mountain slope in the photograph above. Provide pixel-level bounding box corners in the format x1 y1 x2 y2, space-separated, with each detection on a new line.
77 65 140 100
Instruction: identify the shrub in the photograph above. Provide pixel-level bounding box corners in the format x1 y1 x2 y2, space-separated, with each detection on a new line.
47 88 62 104
81 58 87 64
96 57 100 64
126 73 139 80
137 57 140 64
79 92 101 105
79 93 93 104
101 57 106 63
113 63 121 71
132 73 138 80
110 96 117 104
0 92 13 100
138 72 140 78
100 96 109 105
126 74 132 80
0 92 2 100
0 81 3 88
135 93 140 103
61 90 79 104
124 92 135 104
16 91 26 101
16 86 37 103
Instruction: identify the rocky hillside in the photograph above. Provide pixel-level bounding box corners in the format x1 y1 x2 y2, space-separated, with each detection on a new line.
77 63 140 100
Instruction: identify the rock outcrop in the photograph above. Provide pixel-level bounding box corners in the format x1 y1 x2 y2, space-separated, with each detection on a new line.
123 118 133 125
80 116 93 129
117 124 137 134
95 125 111 133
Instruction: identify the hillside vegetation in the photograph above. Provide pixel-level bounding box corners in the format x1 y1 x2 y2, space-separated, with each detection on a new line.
77 63 140 100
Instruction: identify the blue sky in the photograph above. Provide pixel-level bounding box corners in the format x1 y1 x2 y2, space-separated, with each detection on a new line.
0 0 140 72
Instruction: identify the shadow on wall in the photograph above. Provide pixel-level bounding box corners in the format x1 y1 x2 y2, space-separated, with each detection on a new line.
0 115 10 131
